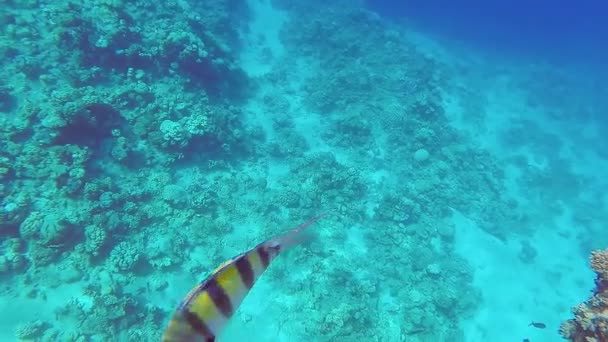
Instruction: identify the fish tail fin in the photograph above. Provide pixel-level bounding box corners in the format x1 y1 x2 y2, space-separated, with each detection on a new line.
268 213 327 251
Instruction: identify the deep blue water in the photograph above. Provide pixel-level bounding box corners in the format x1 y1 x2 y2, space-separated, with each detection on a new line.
366 0 608 67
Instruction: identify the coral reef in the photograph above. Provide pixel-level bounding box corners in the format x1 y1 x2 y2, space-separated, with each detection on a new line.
560 249 608 341
0 0 563 340
14 320 49 341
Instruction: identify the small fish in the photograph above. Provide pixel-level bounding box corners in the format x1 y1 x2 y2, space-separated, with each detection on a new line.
162 214 327 342
529 321 546 329
523 339 530 342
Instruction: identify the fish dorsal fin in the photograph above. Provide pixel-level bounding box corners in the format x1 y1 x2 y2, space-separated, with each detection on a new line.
179 255 242 309
212 259 234 274
211 251 249 276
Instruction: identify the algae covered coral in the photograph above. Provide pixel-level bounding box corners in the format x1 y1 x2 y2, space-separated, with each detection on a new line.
1 0 606 341
560 249 608 341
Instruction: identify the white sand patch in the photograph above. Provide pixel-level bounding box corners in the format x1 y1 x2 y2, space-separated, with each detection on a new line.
240 0 288 77
452 208 593 342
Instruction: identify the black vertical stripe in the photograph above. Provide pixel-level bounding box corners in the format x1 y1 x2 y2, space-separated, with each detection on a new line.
205 278 233 317
257 246 270 269
183 309 215 340
235 255 254 289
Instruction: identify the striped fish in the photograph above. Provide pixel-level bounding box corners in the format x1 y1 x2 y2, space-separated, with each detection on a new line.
162 214 327 342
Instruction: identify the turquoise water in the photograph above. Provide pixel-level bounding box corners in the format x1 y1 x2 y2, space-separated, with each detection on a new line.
1 1 606 341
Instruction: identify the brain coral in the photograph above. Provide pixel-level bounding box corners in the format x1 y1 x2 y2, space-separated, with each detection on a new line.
19 211 69 245
108 241 141 271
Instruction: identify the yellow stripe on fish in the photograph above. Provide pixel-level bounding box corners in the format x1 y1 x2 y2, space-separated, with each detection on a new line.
246 247 268 279
162 214 327 342
161 313 197 342
215 262 248 307
189 288 228 336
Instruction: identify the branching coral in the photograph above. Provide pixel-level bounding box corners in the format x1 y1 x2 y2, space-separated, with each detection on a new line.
560 249 608 341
